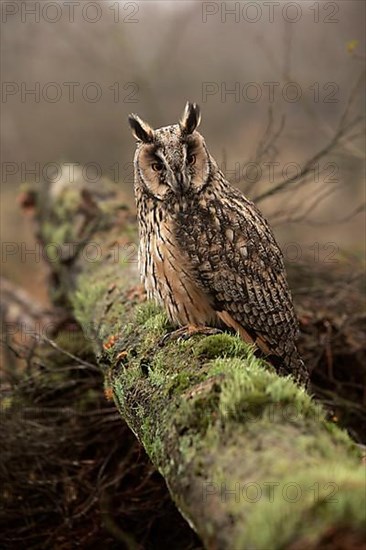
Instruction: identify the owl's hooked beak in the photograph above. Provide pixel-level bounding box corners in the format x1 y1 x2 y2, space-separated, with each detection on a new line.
171 171 188 193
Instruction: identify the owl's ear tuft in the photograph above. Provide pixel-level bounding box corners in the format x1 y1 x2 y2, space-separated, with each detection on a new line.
180 102 201 134
128 114 155 143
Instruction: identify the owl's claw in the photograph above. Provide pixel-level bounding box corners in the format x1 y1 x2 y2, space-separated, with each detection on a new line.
159 325 222 346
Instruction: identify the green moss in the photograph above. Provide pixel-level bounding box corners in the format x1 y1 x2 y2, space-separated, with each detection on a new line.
72 274 107 329
135 301 162 325
145 345 198 395
322 418 357 450
54 188 80 217
140 416 165 464
123 323 135 337
148 363 167 388
143 312 170 335
112 358 141 397
165 380 222 439
240 465 366 549
213 356 317 424
135 403 145 419
41 221 57 244
193 333 253 360
50 224 73 248
178 432 205 466
168 371 195 395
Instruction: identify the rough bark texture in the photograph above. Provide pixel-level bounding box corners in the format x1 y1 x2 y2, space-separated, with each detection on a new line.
31 179 365 549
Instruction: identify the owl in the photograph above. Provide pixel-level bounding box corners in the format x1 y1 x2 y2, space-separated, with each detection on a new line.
128 102 308 386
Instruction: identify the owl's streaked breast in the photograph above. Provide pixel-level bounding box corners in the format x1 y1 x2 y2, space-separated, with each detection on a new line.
137 199 215 326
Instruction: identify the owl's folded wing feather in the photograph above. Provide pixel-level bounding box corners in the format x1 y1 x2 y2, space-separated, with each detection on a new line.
178 190 300 364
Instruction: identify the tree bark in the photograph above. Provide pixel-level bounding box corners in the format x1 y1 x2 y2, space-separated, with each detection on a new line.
30 179 365 550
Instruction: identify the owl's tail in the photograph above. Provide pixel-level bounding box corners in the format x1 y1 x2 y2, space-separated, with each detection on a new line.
281 346 309 388
264 341 308 388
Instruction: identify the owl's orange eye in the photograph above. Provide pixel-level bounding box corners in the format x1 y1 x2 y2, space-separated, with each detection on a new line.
187 154 196 166
152 161 164 172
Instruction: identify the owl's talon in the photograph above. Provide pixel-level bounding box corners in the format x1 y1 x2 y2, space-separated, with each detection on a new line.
159 325 222 346
179 326 223 341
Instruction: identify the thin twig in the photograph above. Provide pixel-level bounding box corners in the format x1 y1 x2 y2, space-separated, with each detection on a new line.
37 334 99 371
254 116 363 203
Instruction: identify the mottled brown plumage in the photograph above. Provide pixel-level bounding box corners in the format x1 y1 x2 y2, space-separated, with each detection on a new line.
128 102 308 386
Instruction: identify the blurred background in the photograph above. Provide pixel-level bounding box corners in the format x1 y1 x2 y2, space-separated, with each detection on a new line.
1 0 365 303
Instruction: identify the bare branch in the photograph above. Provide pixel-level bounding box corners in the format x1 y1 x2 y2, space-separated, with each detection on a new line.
254 115 363 204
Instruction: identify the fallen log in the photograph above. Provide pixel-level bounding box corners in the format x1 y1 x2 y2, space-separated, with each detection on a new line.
29 177 365 549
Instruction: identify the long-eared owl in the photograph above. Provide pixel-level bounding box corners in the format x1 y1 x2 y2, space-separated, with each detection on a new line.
128 102 308 386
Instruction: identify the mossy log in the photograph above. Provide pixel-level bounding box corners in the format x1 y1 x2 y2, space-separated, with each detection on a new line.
30 179 365 549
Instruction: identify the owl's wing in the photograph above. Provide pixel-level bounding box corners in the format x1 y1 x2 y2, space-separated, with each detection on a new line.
178 186 299 363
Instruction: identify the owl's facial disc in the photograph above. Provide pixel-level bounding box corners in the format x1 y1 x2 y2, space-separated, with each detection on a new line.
136 132 210 200
130 103 211 200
